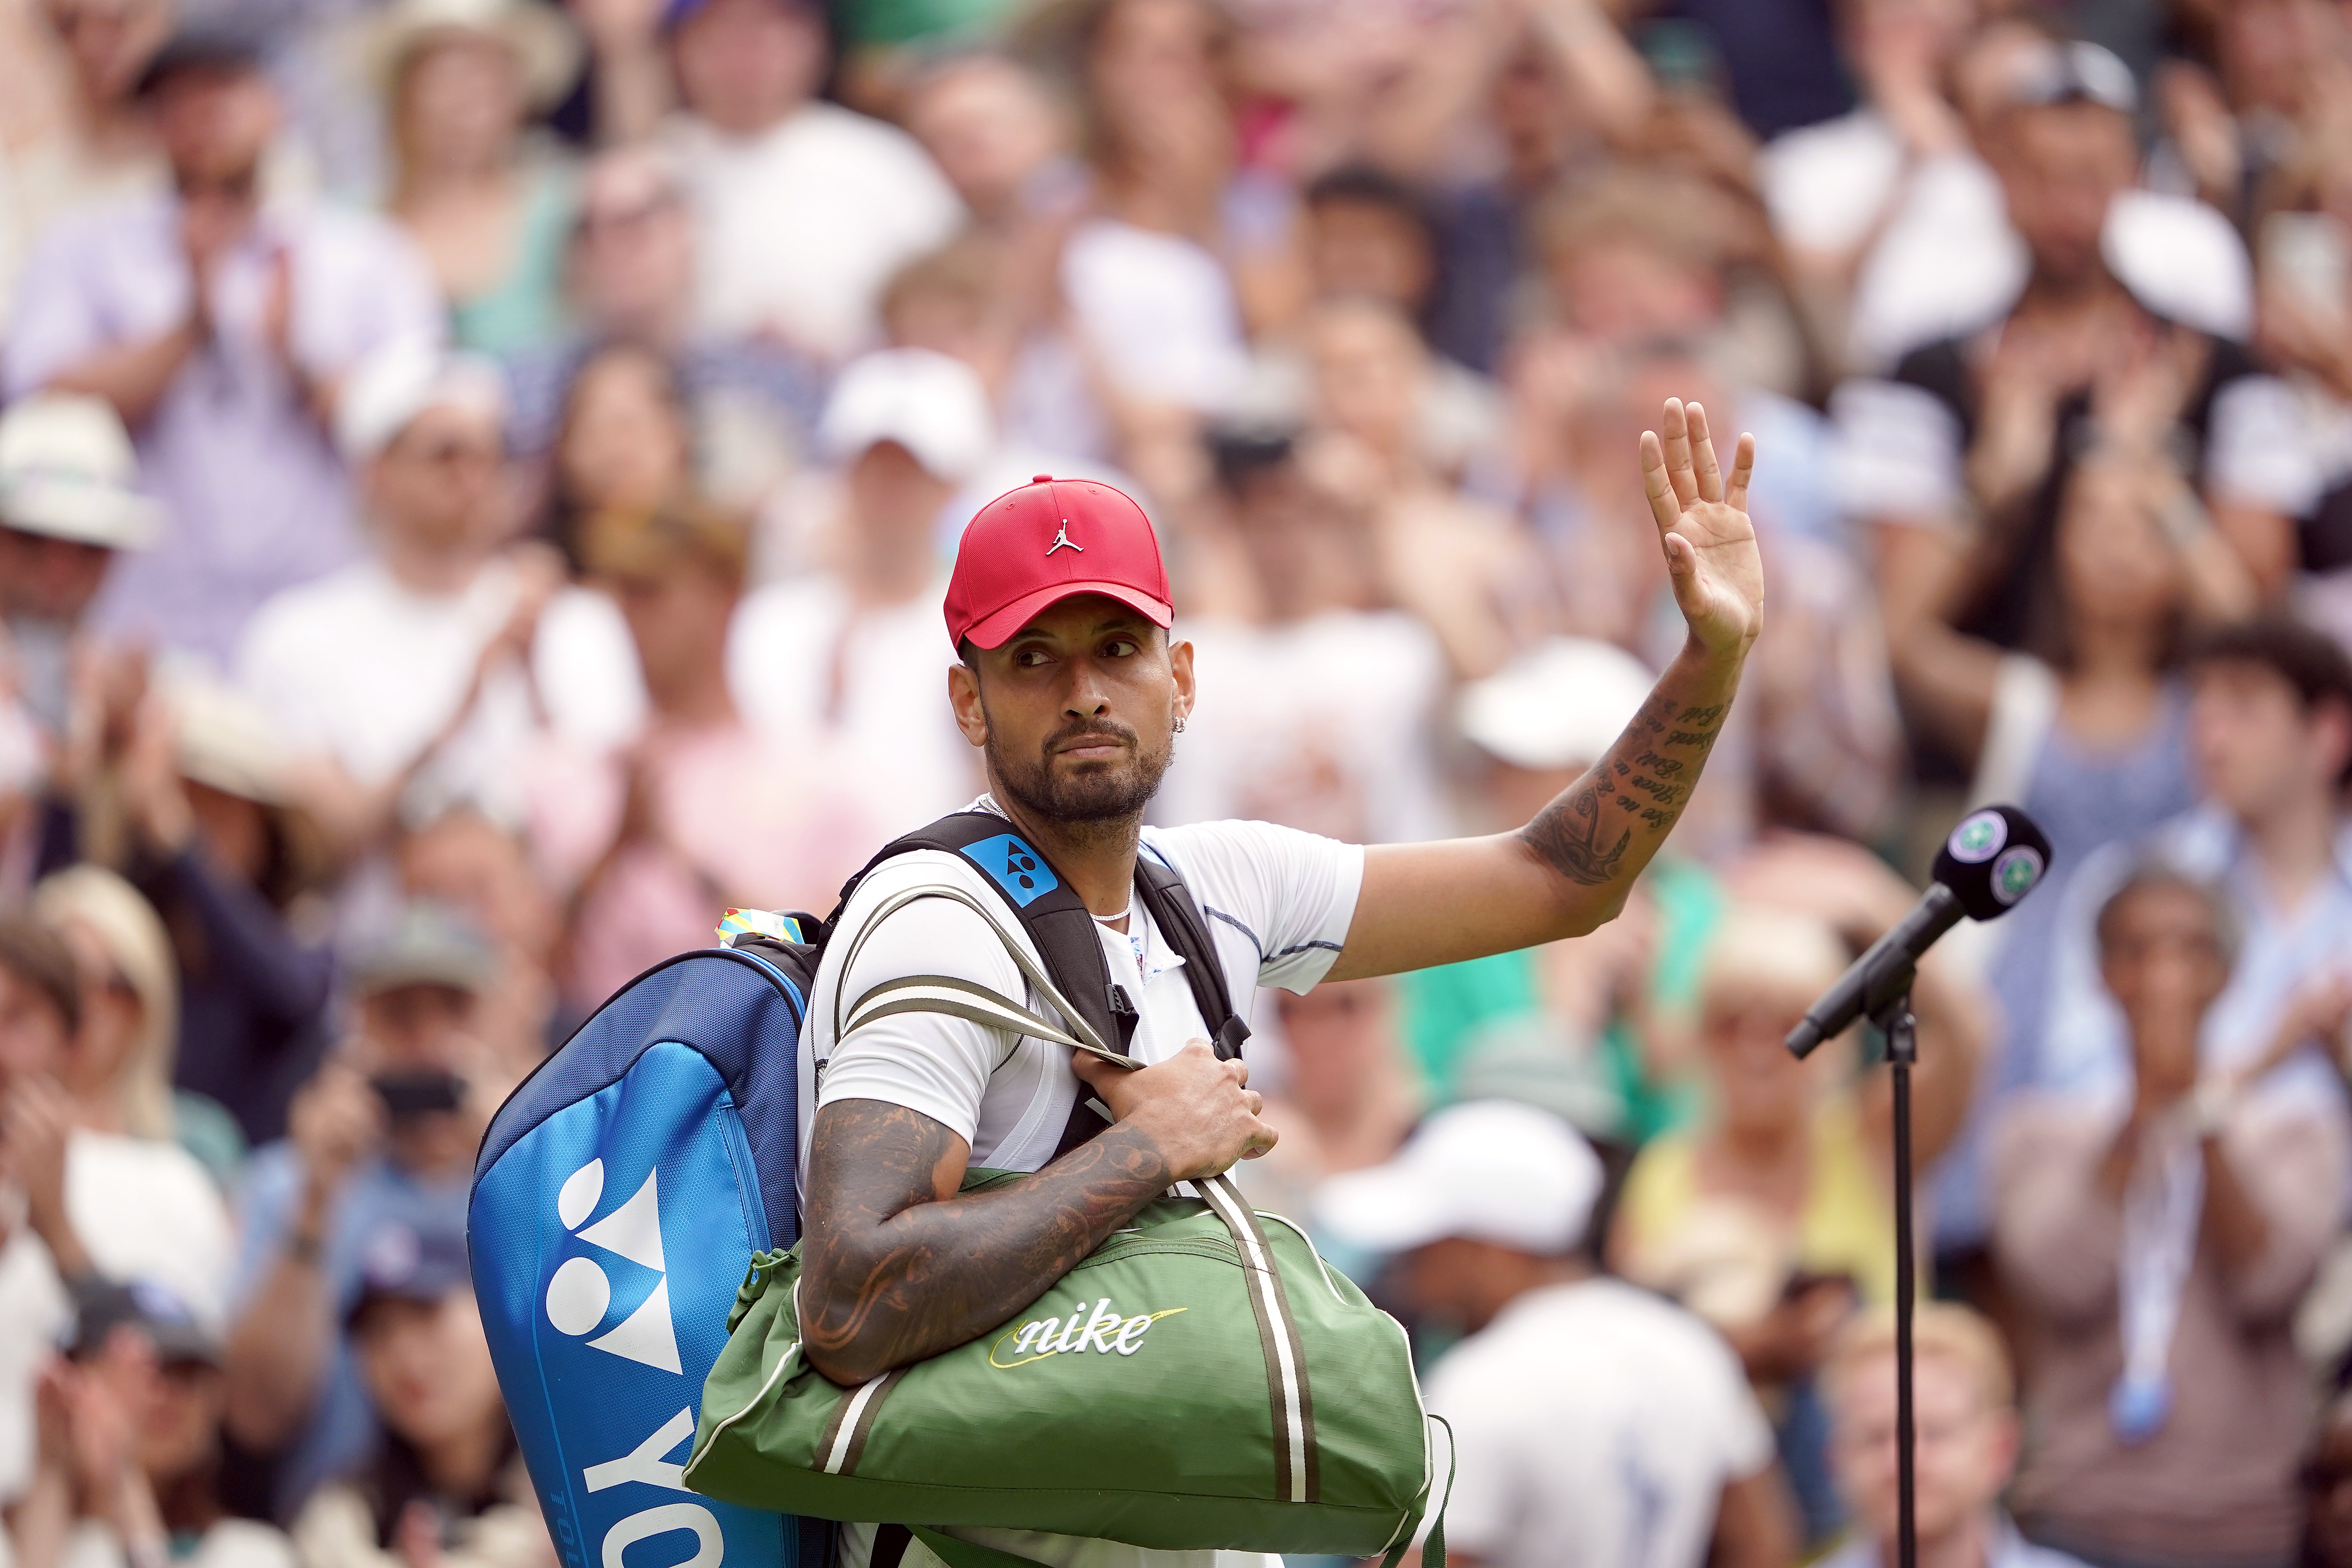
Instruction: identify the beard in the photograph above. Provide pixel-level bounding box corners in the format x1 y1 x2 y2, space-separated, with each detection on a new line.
984 707 1174 831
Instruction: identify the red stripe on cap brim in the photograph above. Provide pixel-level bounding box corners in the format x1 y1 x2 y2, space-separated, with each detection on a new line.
958 581 1175 651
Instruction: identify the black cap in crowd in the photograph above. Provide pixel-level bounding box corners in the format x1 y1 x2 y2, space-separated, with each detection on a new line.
134 22 270 99
67 1278 220 1367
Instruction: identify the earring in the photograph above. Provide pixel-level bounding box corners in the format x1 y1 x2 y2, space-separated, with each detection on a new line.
1174 717 1187 734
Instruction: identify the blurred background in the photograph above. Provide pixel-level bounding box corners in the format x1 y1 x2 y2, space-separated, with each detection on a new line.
9 0 2352 1565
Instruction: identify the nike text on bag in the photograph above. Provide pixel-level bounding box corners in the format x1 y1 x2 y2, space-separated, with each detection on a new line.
684 1167 1445 1563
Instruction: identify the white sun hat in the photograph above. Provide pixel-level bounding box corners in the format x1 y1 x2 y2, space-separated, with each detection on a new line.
821 348 997 484
1457 637 1657 773
1315 1100 1604 1258
0 393 163 551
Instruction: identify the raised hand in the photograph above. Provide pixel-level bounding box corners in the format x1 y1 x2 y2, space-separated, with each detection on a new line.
1641 398 1763 658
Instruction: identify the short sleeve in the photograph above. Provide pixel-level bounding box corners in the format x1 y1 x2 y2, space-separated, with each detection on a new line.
2205 372 2323 516
817 891 1028 1148
4 219 113 396
1146 820 1364 993
1421 1349 1525 1559
1831 376 1965 523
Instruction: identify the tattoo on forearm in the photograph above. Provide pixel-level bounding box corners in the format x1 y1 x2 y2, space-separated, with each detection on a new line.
798 1102 1171 1383
1519 683 1735 887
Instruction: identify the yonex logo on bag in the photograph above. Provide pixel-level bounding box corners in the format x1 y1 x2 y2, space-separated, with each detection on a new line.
962 833 1059 909
989 1298 1186 1367
543 1158 683 1374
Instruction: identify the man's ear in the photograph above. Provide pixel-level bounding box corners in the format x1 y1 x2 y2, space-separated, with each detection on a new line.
949 661 987 748
1169 637 1196 728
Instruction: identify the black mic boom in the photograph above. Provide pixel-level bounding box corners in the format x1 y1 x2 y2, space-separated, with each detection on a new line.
1784 806 2053 1059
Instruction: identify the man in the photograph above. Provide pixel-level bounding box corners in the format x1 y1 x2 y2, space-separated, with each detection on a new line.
794 396 1763 1568
660 0 962 362
4 25 442 664
0 914 233 1505
0 393 161 886
1996 867 2346 1568
728 347 992 836
1836 34 2314 677
222 900 505 1517
1317 1100 1795 1568
2039 617 2352 1108
502 145 821 482
1820 1303 2088 1568
235 337 641 855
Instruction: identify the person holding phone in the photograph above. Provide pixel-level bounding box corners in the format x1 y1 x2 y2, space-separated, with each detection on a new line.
219 902 507 1521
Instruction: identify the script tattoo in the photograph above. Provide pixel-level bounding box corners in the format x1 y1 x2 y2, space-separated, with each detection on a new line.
799 1102 1174 1386
1519 688 1734 887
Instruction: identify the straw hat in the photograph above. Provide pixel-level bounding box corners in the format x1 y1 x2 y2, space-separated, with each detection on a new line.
0 394 162 551
367 0 583 111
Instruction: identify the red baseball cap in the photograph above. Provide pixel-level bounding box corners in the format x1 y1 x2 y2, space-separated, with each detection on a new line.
944 475 1174 650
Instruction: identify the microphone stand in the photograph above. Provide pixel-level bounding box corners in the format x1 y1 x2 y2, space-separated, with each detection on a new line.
1870 981 1920 1568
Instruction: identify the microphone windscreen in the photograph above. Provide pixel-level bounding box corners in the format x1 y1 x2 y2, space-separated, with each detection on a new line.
1933 805 2054 922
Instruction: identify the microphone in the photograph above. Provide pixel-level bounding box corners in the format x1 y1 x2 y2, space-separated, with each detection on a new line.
1784 805 2053 1059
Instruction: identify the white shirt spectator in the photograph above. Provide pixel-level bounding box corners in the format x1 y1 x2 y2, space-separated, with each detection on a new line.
0 1132 235 1502
1059 220 1249 414
1154 612 1454 846
726 573 977 842
4 194 442 665
236 557 643 824
1426 1278 1777 1568
668 103 962 363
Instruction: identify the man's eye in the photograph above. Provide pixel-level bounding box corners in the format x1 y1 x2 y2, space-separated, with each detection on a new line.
1014 648 1051 667
1104 639 1138 657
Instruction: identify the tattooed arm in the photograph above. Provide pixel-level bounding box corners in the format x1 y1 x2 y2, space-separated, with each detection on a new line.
1327 398 1764 981
798 1044 1272 1385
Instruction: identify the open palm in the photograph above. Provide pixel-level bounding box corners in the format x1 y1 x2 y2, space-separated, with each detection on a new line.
1641 398 1764 656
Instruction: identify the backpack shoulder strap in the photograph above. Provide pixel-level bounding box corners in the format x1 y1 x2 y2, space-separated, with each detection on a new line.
1134 848 1252 1062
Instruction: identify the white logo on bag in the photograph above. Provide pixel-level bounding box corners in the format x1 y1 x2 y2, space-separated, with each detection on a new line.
544 1158 683 1374
990 1298 1186 1368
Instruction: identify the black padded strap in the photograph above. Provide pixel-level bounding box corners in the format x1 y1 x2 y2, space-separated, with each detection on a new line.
1135 854 1251 1060
869 1524 912 1568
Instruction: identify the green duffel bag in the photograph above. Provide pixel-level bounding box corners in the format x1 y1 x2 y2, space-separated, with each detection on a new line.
682 1168 1446 1566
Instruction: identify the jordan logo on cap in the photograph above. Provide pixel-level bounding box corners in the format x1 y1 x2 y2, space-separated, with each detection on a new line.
1046 521 1083 557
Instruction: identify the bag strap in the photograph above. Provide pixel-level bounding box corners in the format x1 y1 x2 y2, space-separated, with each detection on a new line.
1134 849 1251 1062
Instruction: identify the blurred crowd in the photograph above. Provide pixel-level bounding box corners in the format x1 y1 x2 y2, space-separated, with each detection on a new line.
11 0 2352 1566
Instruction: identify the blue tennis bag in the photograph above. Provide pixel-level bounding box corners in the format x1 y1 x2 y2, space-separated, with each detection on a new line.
466 812 1249 1568
467 912 831 1568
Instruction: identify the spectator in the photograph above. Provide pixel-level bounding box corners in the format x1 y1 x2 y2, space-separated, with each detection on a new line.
1154 425 1454 842
0 915 233 1505
4 24 444 665
394 806 560 1069
31 862 243 1181
539 342 692 571
502 147 821 498
660 0 962 362
1893 448 2252 1257
529 501 849 1009
374 0 584 358
2038 618 2352 1114
109 674 333 1149
10 1279 293 1568
0 0 170 338
1318 1100 1798 1568
727 348 989 838
901 51 1078 232
1613 865 1987 1541
289 1224 546 1568
1234 976 1418 1222
1820 1303 2091 1568
1994 866 2347 1568
222 903 506 1516
1837 33 2314 717
234 338 641 858
0 393 160 857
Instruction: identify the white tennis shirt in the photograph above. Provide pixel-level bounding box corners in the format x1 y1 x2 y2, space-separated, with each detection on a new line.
797 797 1365 1568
